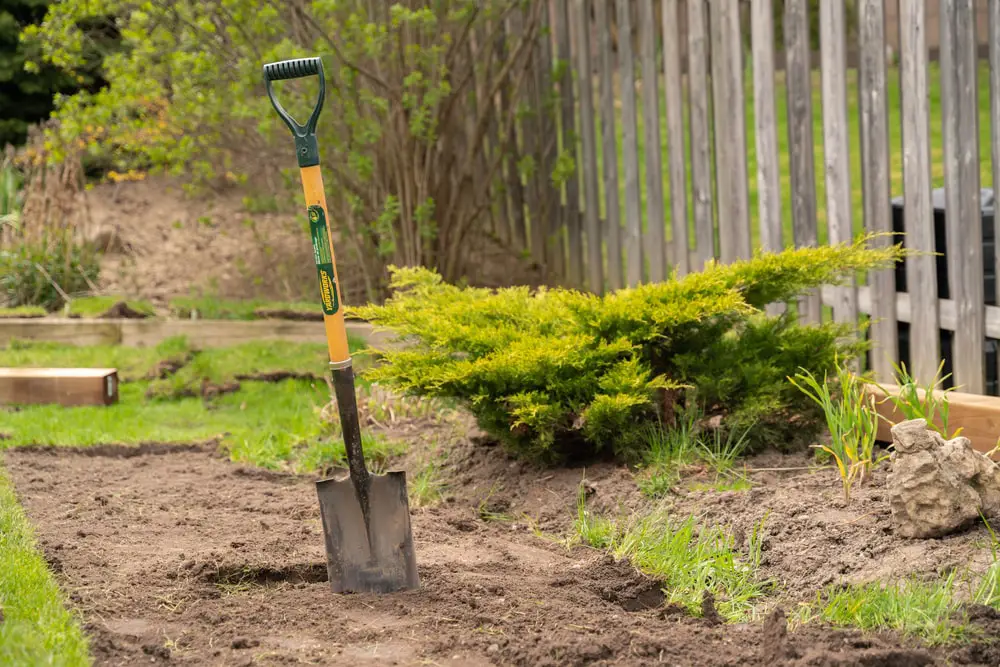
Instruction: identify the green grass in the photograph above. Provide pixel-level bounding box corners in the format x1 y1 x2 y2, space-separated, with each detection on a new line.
569 491 770 621
0 466 91 667
0 306 46 318
0 337 392 473
66 296 155 318
169 296 321 320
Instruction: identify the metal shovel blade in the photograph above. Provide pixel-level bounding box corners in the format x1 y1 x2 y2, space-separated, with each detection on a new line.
315 470 419 594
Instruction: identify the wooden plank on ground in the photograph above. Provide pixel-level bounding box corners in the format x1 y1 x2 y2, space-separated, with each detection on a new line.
784 0 821 323
595 0 623 291
639 0 667 281
0 368 119 407
858 0 898 382
617 0 644 286
709 0 751 264
687 0 715 268
869 382 1000 458
554 0 583 286
820 0 859 330
662 0 690 277
573 0 603 293
941 0 985 394
899 0 941 384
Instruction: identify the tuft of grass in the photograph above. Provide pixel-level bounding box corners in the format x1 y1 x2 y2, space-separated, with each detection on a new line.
0 466 91 666
66 295 155 318
789 359 883 503
408 461 448 508
0 305 46 318
795 574 973 646
875 360 961 440
570 488 770 621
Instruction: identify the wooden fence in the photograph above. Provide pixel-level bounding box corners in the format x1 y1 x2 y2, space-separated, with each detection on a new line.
485 0 1000 397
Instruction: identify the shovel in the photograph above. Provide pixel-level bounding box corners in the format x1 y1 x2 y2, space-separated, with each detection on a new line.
263 56 419 594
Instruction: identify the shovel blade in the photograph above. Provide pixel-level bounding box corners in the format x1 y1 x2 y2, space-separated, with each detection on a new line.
315 471 419 594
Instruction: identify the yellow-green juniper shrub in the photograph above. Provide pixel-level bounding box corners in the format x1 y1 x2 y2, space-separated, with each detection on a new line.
355 237 904 463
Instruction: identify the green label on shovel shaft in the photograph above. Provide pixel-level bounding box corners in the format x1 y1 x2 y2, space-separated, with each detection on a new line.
308 205 340 316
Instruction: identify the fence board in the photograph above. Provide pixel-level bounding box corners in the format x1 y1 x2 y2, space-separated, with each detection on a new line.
536 3 560 277
639 0 667 281
662 0 690 277
709 0 751 264
595 0 623 291
617 0 644 286
686 0 715 267
494 19 528 250
784 0 821 323
941 0 985 393
992 0 1000 317
513 7 546 267
899 0 941 383
572 0 603 293
751 0 782 256
555 0 580 284
858 0 898 381
820 0 859 330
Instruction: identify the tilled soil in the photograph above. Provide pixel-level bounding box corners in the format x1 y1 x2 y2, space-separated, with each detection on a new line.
6 439 1000 667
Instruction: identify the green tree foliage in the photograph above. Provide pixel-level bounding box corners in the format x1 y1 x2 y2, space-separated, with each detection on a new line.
354 238 905 464
23 1 547 300
0 0 110 148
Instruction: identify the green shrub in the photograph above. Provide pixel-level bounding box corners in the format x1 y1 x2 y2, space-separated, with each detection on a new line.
355 237 904 463
0 233 99 310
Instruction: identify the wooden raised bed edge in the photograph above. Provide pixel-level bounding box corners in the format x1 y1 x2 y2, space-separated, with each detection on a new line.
868 382 1000 460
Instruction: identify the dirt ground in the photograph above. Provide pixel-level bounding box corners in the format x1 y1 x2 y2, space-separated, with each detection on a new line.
7 420 1000 666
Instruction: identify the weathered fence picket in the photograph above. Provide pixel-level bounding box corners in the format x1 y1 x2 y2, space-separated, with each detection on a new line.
616 0 644 286
661 0 689 276
686 0 715 269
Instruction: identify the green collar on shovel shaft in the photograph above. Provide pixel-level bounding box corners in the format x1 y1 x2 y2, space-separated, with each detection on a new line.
262 57 326 168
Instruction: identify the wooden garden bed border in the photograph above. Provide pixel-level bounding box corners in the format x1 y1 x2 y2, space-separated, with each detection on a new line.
0 317 391 349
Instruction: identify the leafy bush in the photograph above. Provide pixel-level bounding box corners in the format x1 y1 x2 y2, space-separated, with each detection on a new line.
0 233 99 310
355 237 905 463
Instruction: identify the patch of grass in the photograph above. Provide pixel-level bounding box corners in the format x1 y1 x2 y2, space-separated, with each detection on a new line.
570 490 771 621
408 460 448 508
789 359 883 503
168 296 322 321
0 466 91 666
795 574 973 646
0 337 193 382
0 305 46 318
67 295 155 318
875 360 961 440
636 414 752 497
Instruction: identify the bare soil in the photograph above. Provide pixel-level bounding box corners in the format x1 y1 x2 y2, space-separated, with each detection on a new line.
7 422 1000 666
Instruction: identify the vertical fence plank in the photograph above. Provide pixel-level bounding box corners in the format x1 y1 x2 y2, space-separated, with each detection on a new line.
494 19 528 250
662 0 690 276
686 0 715 267
555 0 580 284
639 0 667 281
858 0 898 381
572 0 603 293
820 0 859 331
617 0 644 286
596 0 623 291
899 0 941 383
750 0 783 310
536 2 560 278
710 0 751 264
513 7 546 267
941 0 984 393
784 0 821 323
991 0 1000 321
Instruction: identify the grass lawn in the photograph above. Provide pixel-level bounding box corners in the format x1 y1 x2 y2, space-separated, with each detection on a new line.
554 60 997 283
168 296 320 320
0 467 90 667
0 335 390 472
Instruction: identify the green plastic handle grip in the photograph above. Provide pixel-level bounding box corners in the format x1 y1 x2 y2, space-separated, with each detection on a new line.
262 57 326 167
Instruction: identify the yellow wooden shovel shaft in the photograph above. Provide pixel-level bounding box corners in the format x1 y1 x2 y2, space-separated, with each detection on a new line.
300 164 351 366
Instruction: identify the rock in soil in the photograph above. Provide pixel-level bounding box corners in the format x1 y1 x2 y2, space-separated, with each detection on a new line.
887 419 1000 538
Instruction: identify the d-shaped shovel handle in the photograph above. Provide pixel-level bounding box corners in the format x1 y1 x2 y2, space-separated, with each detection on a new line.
263 57 326 168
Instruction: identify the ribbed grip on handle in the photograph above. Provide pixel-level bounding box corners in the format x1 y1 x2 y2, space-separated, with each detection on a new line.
263 57 321 82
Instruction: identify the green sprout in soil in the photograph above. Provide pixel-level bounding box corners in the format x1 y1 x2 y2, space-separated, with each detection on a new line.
409 460 448 509
569 487 771 622
0 468 90 667
875 359 962 439
789 359 883 503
